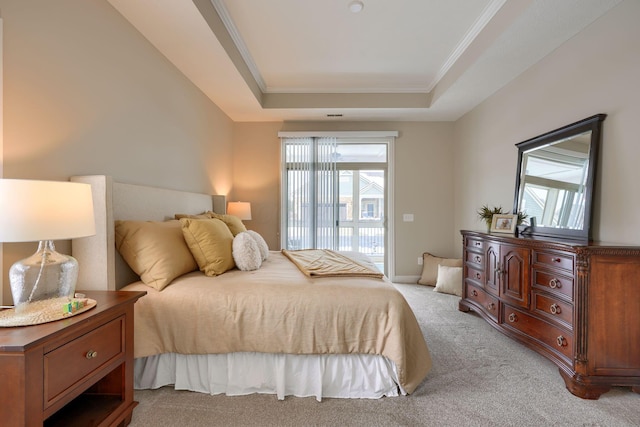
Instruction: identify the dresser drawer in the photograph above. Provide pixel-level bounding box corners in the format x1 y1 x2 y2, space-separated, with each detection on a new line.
533 250 574 275
532 269 574 301
503 305 573 362
533 292 573 329
465 283 499 322
44 316 125 406
465 267 485 285
465 251 484 269
465 236 484 251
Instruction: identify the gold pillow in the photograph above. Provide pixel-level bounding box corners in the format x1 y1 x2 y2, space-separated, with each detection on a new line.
174 213 210 220
180 218 235 276
207 212 247 236
417 252 463 286
114 220 198 290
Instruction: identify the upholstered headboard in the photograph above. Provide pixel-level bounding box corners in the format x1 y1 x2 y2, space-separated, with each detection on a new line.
70 175 222 290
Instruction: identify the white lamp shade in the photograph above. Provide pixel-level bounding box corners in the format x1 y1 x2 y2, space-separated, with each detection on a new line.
0 179 96 242
227 201 252 220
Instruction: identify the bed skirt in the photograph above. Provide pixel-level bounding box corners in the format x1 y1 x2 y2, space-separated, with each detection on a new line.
134 352 405 401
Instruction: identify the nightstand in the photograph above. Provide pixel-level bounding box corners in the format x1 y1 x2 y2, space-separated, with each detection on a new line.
0 290 146 427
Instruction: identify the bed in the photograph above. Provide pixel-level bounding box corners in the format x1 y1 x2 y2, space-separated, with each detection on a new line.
71 175 432 401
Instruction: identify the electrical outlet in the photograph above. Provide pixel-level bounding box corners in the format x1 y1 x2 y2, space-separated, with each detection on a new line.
418 257 423 265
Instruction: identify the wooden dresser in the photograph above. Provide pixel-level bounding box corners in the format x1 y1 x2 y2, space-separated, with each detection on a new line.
0 291 145 426
459 230 640 399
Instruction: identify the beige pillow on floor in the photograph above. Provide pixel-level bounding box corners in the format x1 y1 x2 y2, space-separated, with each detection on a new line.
434 264 463 296
114 220 197 291
418 252 463 286
181 218 235 276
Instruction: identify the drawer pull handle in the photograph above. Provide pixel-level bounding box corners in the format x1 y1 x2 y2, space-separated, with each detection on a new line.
550 304 561 315
474 256 481 263
475 242 481 247
556 336 567 347
549 278 561 289
471 289 478 297
487 303 495 311
551 257 561 263
476 272 481 279
508 313 518 323
86 350 98 360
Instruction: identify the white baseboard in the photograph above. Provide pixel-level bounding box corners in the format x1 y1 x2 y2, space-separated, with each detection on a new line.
391 275 420 284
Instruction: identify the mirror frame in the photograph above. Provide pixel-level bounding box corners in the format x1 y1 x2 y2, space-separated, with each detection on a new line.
513 114 606 241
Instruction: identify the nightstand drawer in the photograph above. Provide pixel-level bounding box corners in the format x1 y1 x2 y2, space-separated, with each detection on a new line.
44 316 125 405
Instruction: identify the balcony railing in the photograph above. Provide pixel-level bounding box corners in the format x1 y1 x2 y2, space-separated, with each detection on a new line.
286 221 385 272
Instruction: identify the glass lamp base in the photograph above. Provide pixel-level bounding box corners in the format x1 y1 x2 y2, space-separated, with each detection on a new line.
9 240 79 312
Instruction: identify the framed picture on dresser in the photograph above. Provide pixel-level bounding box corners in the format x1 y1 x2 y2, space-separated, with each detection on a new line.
490 214 517 234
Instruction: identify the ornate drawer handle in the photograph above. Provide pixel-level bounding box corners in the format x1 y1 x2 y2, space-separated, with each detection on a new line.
471 289 478 297
487 303 495 311
556 336 567 347
475 242 481 247
85 350 98 359
549 278 562 289
476 272 481 279
508 313 518 323
474 256 481 263
551 257 561 263
550 303 561 315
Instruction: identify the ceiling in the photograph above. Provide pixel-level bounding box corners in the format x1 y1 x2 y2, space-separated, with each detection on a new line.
107 0 621 122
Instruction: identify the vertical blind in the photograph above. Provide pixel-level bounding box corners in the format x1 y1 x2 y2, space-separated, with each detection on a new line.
282 137 337 250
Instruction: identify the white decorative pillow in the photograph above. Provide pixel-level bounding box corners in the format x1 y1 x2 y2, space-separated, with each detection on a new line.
232 232 262 271
434 264 463 297
246 230 269 261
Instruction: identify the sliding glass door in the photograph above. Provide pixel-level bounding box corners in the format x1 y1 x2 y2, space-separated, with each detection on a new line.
337 168 386 272
281 138 389 273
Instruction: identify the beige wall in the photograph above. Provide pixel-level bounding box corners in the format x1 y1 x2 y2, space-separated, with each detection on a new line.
233 121 456 281
231 122 282 249
0 0 234 302
453 0 640 254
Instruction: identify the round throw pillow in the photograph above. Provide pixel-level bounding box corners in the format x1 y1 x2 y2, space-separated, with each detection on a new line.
246 230 269 261
232 232 262 271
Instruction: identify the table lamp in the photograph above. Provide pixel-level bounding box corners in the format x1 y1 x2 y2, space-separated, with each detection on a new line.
0 179 95 313
227 201 252 220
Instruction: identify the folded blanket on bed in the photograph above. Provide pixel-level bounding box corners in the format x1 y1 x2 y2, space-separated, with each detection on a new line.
281 249 384 279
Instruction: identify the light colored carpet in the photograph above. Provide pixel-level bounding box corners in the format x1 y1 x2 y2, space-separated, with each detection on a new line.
129 283 640 426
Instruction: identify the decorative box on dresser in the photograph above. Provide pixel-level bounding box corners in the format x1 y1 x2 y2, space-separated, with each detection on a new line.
0 290 145 427
459 230 640 399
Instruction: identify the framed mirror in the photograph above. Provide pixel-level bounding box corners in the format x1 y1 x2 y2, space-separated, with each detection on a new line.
513 114 606 241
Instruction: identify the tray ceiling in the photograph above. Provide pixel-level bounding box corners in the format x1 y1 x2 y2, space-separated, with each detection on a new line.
107 0 620 122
